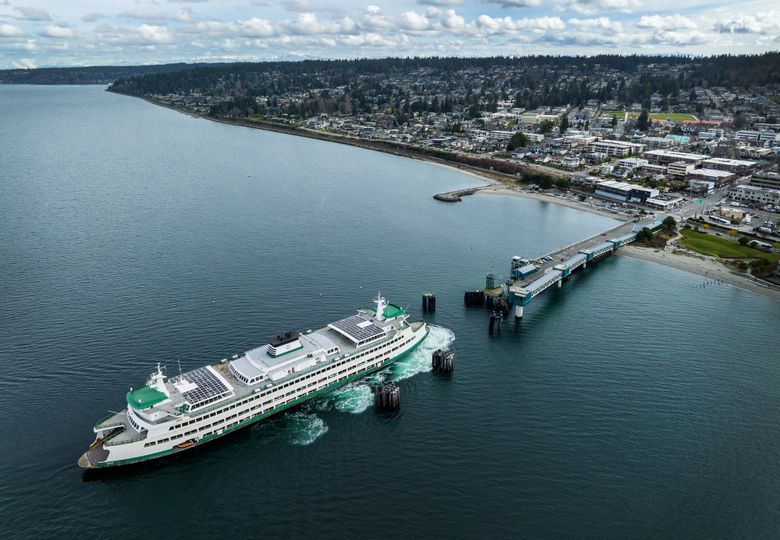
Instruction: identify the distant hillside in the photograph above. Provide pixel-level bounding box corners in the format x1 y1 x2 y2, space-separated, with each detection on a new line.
0 63 193 85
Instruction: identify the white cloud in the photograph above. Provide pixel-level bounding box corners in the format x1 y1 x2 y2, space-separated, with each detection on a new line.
341 32 397 47
81 13 105 23
12 6 52 21
237 18 275 37
280 0 311 12
649 29 707 46
283 13 356 35
484 0 541 7
398 11 430 31
0 23 25 37
637 15 696 31
561 0 641 15
714 13 779 34
568 16 622 32
118 9 167 22
417 0 465 5
40 24 74 38
13 58 37 69
361 5 393 31
174 8 193 23
473 15 565 35
94 24 173 46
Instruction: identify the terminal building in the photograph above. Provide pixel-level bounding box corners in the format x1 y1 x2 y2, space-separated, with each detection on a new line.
594 180 659 203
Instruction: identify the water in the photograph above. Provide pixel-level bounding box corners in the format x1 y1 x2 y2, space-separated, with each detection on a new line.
1 86 778 539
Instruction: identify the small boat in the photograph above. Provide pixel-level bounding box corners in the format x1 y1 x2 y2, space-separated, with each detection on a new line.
176 440 196 449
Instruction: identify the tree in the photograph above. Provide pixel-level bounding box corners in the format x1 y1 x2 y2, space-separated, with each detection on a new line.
555 178 571 190
506 131 528 151
738 236 749 245
637 109 650 131
733 114 748 130
636 227 653 242
727 229 738 237
611 115 618 128
662 216 677 233
539 120 554 134
560 115 569 133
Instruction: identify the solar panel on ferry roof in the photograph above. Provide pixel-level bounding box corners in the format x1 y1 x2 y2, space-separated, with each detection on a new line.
173 366 231 407
329 315 384 343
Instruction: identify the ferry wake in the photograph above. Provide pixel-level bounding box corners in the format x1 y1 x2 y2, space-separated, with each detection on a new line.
78 294 428 469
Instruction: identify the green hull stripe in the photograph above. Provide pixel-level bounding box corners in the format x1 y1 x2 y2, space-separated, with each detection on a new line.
98 327 429 467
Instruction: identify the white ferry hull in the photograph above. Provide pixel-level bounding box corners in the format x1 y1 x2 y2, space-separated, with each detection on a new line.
80 321 428 469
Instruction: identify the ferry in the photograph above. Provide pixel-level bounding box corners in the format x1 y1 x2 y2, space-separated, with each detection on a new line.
78 294 428 469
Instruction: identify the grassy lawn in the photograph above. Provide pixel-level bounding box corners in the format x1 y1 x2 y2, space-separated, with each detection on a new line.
679 230 779 262
606 111 698 122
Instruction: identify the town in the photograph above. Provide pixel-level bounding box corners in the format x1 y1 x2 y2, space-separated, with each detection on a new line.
108 55 780 283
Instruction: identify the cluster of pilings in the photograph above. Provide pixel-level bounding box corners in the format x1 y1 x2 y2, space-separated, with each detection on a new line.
485 294 509 317
422 292 436 313
432 349 454 373
464 290 485 306
375 382 400 409
489 311 503 335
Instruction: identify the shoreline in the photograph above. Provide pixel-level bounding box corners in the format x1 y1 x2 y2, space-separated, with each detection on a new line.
619 245 780 301
131 95 775 299
477 186 629 221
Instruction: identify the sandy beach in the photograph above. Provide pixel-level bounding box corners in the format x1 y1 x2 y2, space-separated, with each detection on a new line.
619 245 780 300
477 186 629 221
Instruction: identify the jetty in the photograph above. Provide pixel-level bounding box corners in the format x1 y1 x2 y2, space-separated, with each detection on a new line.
477 216 663 319
433 187 482 202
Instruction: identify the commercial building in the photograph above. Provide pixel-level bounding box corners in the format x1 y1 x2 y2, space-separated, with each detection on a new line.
586 140 646 157
667 161 696 177
595 180 659 203
645 194 685 210
731 184 780 206
750 168 780 190
701 157 757 175
686 168 737 186
644 149 708 166
688 180 715 194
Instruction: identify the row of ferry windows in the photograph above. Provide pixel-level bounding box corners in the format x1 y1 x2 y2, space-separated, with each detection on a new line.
167 333 409 432
150 337 416 446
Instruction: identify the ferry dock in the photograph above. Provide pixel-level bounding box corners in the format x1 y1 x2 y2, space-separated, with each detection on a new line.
477 216 663 319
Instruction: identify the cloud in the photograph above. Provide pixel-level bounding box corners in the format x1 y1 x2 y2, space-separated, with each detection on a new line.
39 24 74 38
361 5 393 31
184 18 275 38
118 9 167 22
560 0 641 15
417 0 465 5
637 14 696 31
13 58 37 69
483 0 541 7
341 32 397 47
12 6 52 21
714 14 776 34
0 23 25 37
473 15 565 35
568 17 622 32
94 23 174 46
398 11 431 31
174 8 193 23
649 29 707 46
283 13 357 35
280 0 311 12
81 13 106 23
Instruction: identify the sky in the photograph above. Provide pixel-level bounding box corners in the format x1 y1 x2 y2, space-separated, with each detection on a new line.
0 0 778 69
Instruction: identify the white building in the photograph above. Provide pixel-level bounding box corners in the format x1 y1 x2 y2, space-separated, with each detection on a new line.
732 184 780 206
586 140 646 157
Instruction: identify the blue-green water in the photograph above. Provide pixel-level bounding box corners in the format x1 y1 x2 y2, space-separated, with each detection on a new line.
1 85 778 539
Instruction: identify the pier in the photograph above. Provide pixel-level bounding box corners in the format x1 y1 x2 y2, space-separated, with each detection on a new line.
481 217 662 319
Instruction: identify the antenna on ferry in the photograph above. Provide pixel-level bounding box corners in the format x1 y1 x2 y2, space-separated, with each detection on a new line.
374 292 386 322
177 356 183 380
